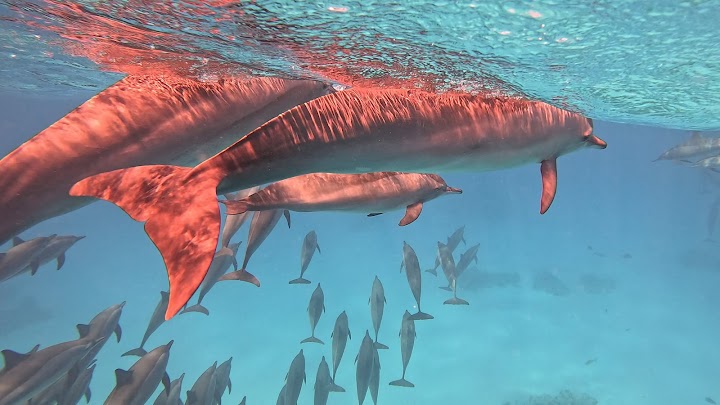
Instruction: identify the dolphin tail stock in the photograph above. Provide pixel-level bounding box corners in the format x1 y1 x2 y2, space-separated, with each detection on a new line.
444 297 470 305
218 269 261 286
300 336 324 344
373 341 389 350
69 164 225 320
408 311 433 321
220 198 251 215
180 304 210 316
424 268 437 276
389 378 415 388
289 277 312 284
121 347 148 357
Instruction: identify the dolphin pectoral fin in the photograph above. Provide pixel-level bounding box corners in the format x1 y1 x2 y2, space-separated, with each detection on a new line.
232 257 239 271
57 253 66 270
30 260 40 276
316 243 321 254
399 202 423 226
283 210 291 228
162 372 171 394
84 387 91 402
540 159 558 214
114 323 122 342
12 236 24 246
367 213 383 217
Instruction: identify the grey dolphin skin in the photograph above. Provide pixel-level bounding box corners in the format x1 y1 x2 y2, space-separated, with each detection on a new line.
284 349 306 405
276 385 287 405
182 243 242 316
331 311 351 384
368 346 380 405
426 226 466 276
291 230 321 284
219 209 290 287
301 284 326 344
70 87 604 319
0 235 55 282
186 362 217 405
75 302 125 370
123 291 169 358
455 243 480 280
438 242 470 305
0 75 332 246
14 235 85 277
213 357 233 405
152 373 184 405
389 310 417 388
654 131 720 163
369 276 388 350
355 330 376 405
221 186 261 247
58 362 96 405
239 396 246 405
0 336 104 405
400 242 433 321
314 356 345 405
221 172 462 227
105 340 173 405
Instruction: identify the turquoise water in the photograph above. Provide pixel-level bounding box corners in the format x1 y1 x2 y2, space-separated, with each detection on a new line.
1 2 720 405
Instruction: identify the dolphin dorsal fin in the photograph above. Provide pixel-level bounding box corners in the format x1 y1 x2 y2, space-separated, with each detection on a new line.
0 346 36 371
76 323 90 339
12 236 24 246
114 369 133 386
690 131 702 141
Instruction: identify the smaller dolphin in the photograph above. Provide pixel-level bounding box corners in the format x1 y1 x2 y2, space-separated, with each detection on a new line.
426 226 465 276
0 235 55 282
122 291 169 357
314 356 345 405
182 243 242 316
213 357 233 405
368 346 380 405
75 301 125 370
400 242 433 321
290 230 321 284
186 361 217 405
221 186 261 247
301 284 326 344
694 155 720 169
58 362 96 405
152 373 184 405
15 235 85 277
219 209 290 286
454 243 480 281
284 350 306 405
654 132 720 163
105 341 173 405
438 242 470 306
369 276 388 349
331 311 351 385
355 331 375 405
389 310 416 388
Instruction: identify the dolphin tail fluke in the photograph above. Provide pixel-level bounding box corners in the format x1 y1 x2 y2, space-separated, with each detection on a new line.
221 198 251 215
408 311 434 321
70 165 224 320
373 341 389 350
329 382 346 392
289 277 312 284
300 336 324 344
444 297 470 305
389 379 415 388
180 304 210 316
218 269 261 287
121 347 148 357
424 268 437 276
439 286 452 291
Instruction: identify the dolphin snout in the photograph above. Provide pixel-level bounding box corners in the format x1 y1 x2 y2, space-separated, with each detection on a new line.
445 186 463 194
585 134 607 149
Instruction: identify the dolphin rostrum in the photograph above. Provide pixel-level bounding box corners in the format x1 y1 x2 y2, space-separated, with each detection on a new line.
313 356 345 405
290 230 321 284
330 311 351 386
105 341 173 405
221 172 462 226
182 243 242 316
70 88 605 318
389 310 417 388
401 242 433 321
301 284 326 344
122 291 169 357
369 276 388 350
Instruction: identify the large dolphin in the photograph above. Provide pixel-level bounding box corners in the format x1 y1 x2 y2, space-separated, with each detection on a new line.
0 76 332 246
182 243 242 316
291 230 321 284
400 242 433 321
301 284 326 345
388 310 417 388
221 172 462 226
105 341 173 405
70 88 605 318
369 276 388 350
123 291 169 357
330 311 351 385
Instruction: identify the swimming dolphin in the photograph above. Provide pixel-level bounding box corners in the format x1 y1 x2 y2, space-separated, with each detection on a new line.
70 88 604 319
290 230 321 284
355 331 376 405
389 310 417 388
14 235 85 277
213 357 233 405
122 291 169 357
426 226 466 276
454 243 481 280
400 242 433 321
301 284 326 344
654 131 720 163
58 362 96 405
218 209 290 286
331 311 351 385
220 186 260 247
368 346 380 405
182 243 242 316
220 172 462 226
438 242 470 305
284 349 306 405
313 356 345 405
152 373 184 405
0 235 55 282
75 301 125 370
693 155 720 170
105 340 173 405
369 276 388 349
0 76 331 246
276 385 287 405
186 361 217 405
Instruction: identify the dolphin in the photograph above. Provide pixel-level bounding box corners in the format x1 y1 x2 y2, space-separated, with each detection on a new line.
186 361 217 405
0 75 332 246
122 291 169 357
75 301 125 370
220 186 260 247
105 340 173 405
221 172 462 226
368 346 380 405
355 331 375 405
70 88 604 319
58 362 96 405
400 242 433 321
654 131 720 163
694 155 720 169
152 373 184 405
331 311 351 385
454 243 481 280
369 276 388 349
284 349 306 405
14 235 85 277
0 336 104 405
389 310 417 388
0 235 55 282
301 284 326 344
313 356 345 405
438 242 470 305
290 230 321 284
21 364 70 405
276 384 287 405
218 209 290 286
213 357 233 405
182 243 242 316
426 226 466 276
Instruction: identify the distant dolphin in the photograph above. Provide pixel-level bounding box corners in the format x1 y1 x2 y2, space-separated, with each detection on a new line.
454 243 481 280
152 373 184 405
389 310 417 388
58 362 96 405
220 187 260 247
290 230 321 284
0 235 55 282
220 172 462 226
400 242 433 321
182 243 242 316
213 357 233 405
301 284 326 344
330 311 351 385
105 341 173 405
313 356 345 405
14 235 85 277
654 131 720 163
122 291 169 358
70 88 604 318
284 349 306 405
426 226 466 276
369 276 388 349
186 362 217 405
368 346 380 405
438 242 470 305
75 301 125 370
355 331 376 405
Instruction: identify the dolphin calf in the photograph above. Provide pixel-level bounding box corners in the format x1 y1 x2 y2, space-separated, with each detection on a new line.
290 230 321 284
389 310 417 388
0 75 332 246
70 88 604 318
313 356 345 405
105 340 173 405
153 373 184 405
284 349 306 405
331 311 351 385
0 235 55 282
186 362 217 405
221 172 462 226
369 276 388 350
301 284 326 344
213 357 233 405
355 331 376 405
400 242 433 321
182 243 242 316
426 226 466 276
220 187 260 247
454 243 480 281
75 301 125 370
438 242 470 305
123 291 169 357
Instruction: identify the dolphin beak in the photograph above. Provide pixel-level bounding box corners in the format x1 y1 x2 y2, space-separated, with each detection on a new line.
585 134 607 149
445 186 463 194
